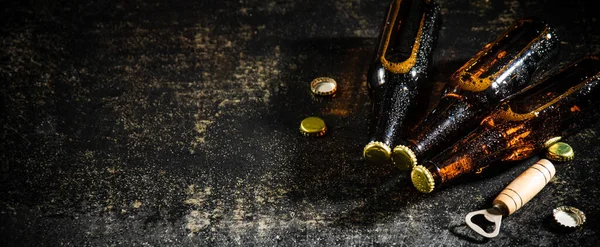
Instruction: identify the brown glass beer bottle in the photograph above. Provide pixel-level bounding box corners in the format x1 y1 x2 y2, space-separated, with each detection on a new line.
391 18 559 170
364 0 441 164
411 56 600 193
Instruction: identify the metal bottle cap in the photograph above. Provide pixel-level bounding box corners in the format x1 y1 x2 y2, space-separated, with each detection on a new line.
300 117 327 137
411 165 435 193
553 206 586 229
546 142 574 162
310 77 337 96
392 145 418 171
543 136 562 148
363 141 391 164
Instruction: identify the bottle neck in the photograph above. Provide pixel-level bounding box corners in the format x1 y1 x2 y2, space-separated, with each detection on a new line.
426 127 508 184
368 76 418 146
403 94 485 158
421 161 442 187
428 110 582 187
449 19 558 102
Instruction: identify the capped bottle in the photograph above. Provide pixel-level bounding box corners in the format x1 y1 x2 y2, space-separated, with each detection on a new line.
364 0 441 164
411 56 600 193
392 18 560 170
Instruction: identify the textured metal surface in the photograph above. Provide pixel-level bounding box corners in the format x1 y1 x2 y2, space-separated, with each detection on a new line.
1 0 599 245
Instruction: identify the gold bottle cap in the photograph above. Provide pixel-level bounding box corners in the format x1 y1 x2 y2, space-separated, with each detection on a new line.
546 142 574 162
411 165 435 193
300 117 327 137
363 141 391 164
553 206 586 229
310 77 337 96
392 145 418 171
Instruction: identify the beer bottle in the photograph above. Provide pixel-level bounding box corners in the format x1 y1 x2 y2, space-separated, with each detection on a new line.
391 18 559 170
364 0 441 164
411 56 600 193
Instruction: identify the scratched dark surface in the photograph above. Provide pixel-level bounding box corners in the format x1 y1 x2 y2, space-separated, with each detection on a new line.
1 0 599 246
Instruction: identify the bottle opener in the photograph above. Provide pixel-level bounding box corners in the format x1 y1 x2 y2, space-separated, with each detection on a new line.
465 159 556 238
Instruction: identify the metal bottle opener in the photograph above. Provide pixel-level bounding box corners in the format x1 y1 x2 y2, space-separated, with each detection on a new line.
465 159 556 238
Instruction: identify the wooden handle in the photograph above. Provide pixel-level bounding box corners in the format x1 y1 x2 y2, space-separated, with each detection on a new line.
493 159 555 216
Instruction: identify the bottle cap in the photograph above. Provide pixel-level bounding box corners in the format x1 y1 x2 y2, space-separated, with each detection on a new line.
300 117 327 137
546 142 574 162
392 145 418 171
553 206 585 229
363 141 391 164
543 136 562 148
411 165 435 193
310 77 337 96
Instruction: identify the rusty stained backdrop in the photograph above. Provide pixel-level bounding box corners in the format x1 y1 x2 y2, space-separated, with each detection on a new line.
1 0 599 246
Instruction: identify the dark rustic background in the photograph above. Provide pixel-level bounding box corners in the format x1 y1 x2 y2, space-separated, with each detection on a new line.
1 0 599 245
